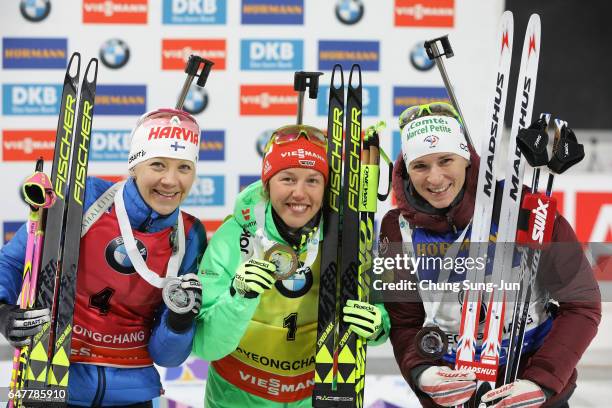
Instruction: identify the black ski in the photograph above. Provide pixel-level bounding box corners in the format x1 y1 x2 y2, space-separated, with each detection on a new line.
22 54 98 406
314 64 345 407
24 52 81 393
335 64 362 406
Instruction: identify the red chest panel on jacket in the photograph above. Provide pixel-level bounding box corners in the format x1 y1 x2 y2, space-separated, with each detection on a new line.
71 208 176 367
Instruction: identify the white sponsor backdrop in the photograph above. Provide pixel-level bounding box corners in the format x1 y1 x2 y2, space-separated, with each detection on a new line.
1 0 506 226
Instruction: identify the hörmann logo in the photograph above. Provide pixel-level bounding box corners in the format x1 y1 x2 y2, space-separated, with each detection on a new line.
94 85 146 115
240 85 297 115
162 0 227 24
2 38 67 69
56 94 77 199
318 40 379 71
82 0 148 24
162 39 226 70
329 107 343 211
347 108 361 211
483 72 504 197
392 86 449 116
241 0 304 25
394 0 454 27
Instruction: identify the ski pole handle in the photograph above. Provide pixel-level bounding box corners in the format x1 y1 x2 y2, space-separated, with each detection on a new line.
424 36 473 149
293 71 323 124
176 55 214 110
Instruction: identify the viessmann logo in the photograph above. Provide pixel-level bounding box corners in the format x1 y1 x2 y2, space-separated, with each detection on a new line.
162 39 226 70
240 85 297 116
83 0 148 24
2 38 67 69
2 130 55 161
394 0 454 27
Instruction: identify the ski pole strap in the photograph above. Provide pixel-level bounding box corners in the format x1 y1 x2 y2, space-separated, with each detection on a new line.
114 182 185 288
516 115 552 168
548 119 585 174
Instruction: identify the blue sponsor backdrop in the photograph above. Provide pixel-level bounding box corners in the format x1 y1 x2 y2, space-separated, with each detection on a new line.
183 175 225 206
94 85 147 116
2 37 67 69
90 129 132 161
199 130 225 161
239 175 260 191
240 39 303 71
162 0 227 24
3 221 23 244
392 86 450 117
2 84 62 115
318 40 380 71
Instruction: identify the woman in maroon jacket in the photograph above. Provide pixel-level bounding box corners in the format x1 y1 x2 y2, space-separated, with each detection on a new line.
378 103 601 407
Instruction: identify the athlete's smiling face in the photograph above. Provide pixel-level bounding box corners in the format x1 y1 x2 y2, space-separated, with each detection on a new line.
407 152 469 209
132 157 195 215
268 168 325 229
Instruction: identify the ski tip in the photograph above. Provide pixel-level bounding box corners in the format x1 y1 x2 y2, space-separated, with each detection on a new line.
84 58 99 85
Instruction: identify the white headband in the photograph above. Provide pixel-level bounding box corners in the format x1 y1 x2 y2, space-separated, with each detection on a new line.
401 115 470 165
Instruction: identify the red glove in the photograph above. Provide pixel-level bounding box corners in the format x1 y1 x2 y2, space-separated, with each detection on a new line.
417 366 476 407
480 379 546 408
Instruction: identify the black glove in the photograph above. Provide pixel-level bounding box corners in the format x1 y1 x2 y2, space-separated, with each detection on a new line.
163 274 202 333
0 302 50 348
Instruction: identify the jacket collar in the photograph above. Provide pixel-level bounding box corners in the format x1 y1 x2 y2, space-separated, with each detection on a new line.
123 177 179 232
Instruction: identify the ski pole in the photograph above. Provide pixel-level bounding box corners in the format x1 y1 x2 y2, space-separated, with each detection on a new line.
176 55 214 110
9 158 56 408
504 116 584 385
424 36 473 149
293 71 323 124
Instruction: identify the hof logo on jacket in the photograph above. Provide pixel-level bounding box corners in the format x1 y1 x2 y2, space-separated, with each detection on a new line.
105 236 148 274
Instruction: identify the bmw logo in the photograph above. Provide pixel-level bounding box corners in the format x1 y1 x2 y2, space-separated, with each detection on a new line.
105 236 148 275
183 86 208 115
335 0 364 25
275 265 313 298
256 129 274 158
20 0 51 22
410 42 435 72
99 39 130 69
